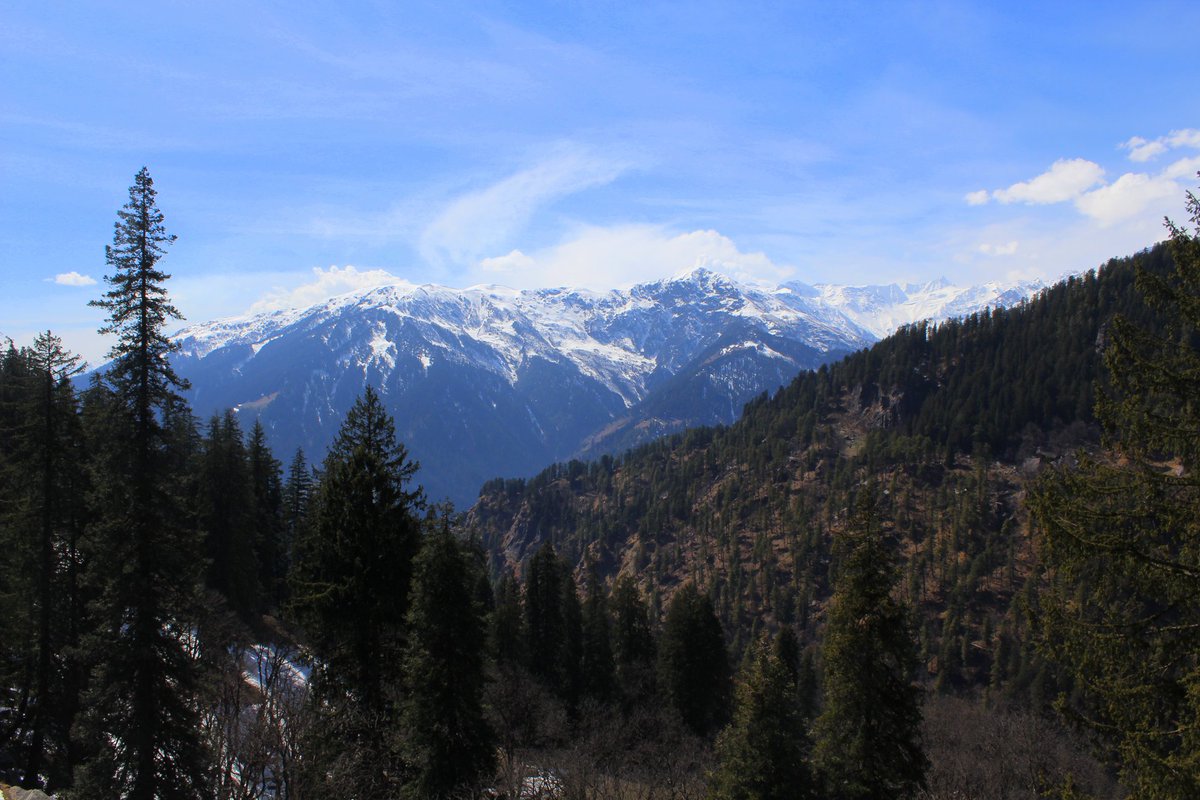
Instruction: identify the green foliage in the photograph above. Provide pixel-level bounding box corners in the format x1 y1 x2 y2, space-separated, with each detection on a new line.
247 419 287 608
813 490 927 800
73 167 211 799
1032 187 1200 798
400 520 495 799
289 386 422 797
524 542 568 691
490 571 526 666
0 334 89 790
708 634 813 800
658 583 731 736
610 574 657 704
197 411 259 617
580 572 616 703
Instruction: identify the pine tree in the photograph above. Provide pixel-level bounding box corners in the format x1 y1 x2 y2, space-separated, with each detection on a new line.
0 337 89 790
197 411 258 617
813 489 927 800
399 520 495 799
560 575 584 709
1032 185 1200 798
580 573 616 703
525 541 566 690
289 386 421 797
19 333 87 789
708 634 813 800
281 447 313 578
657 583 730 737
73 167 211 799
246 419 285 608
491 571 526 666
610 574 656 703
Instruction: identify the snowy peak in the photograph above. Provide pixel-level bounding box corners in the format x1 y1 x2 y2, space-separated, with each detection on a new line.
171 268 1043 506
778 276 1044 339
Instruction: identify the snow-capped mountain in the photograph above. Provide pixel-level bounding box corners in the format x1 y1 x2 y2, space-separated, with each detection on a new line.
172 268 1041 506
778 277 1044 339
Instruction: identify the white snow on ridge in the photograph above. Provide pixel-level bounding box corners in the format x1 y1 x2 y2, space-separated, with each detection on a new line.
173 267 1043 401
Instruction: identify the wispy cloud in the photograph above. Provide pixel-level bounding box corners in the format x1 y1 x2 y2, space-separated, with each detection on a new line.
419 146 632 268
51 271 97 286
1120 129 1200 162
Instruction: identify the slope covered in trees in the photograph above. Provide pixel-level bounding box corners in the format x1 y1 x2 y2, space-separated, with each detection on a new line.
471 242 1174 692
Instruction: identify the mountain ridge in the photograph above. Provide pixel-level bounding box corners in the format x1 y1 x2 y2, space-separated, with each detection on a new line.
170 267 1044 505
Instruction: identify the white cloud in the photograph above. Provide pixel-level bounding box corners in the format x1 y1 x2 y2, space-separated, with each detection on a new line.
478 249 536 274
1163 154 1200 181
964 189 989 206
992 159 1106 205
1167 129 1200 149
978 241 1018 256
51 271 97 286
469 225 791 290
1121 136 1167 162
420 146 630 266
1074 172 1180 226
249 265 408 312
1120 129 1200 162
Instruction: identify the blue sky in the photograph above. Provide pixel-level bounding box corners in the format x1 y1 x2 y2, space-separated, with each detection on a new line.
3 1 1200 364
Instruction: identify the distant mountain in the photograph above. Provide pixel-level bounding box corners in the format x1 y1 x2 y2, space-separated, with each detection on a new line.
779 276 1044 339
171 268 1042 506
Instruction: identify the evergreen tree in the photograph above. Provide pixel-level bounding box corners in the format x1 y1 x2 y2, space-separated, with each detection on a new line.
1032 186 1200 798
524 541 566 690
289 386 421 797
400 520 494 799
491 571 526 666
281 447 313 576
610 574 656 702
20 333 87 789
246 419 285 607
73 167 211 799
657 583 730 737
708 634 813 800
813 489 927 800
580 573 616 703
560 575 584 709
197 410 258 617
0 336 88 789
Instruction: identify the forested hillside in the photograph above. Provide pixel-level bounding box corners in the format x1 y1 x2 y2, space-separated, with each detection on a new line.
471 242 1173 690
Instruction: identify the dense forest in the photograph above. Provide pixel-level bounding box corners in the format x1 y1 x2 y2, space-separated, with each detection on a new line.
2 168 1199 799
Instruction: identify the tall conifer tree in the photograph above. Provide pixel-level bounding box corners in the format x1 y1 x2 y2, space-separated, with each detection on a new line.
20 333 87 789
610 575 656 703
197 411 258 617
708 634 813 800
657 583 730 737
74 167 211 799
813 489 926 800
525 542 566 689
400 520 494 799
246 420 285 607
281 447 313 576
580 573 616 703
289 386 421 797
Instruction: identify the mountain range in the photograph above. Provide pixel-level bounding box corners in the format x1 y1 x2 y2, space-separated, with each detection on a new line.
172 267 1043 505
